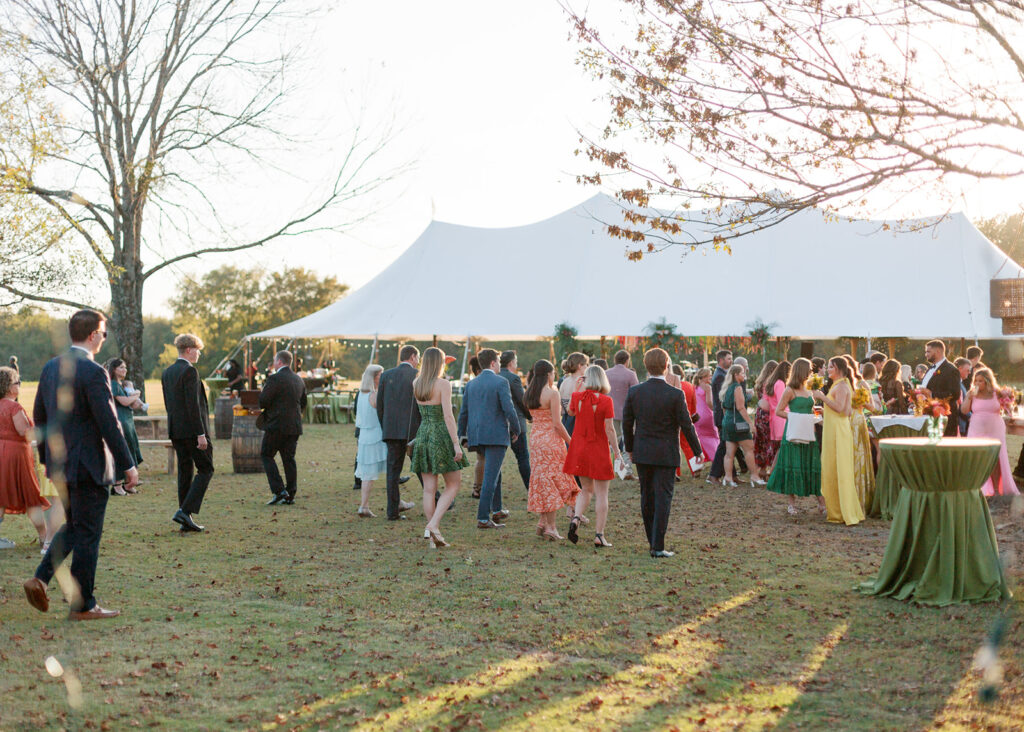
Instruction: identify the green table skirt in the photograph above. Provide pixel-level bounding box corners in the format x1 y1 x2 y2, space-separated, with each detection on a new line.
859 438 1010 606
869 424 928 520
304 393 352 424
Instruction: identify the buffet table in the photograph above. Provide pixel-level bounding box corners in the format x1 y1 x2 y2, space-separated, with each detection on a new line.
858 437 1010 606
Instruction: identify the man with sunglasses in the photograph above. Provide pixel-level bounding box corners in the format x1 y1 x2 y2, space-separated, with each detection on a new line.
24 309 138 620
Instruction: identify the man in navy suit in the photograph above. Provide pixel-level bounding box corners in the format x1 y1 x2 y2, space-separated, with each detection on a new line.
498 350 531 489
458 349 521 528
376 345 421 520
623 348 702 558
24 310 138 620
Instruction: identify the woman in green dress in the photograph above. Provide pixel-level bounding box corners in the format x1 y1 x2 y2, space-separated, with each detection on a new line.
410 347 468 548
106 359 144 495
766 358 825 515
720 364 766 487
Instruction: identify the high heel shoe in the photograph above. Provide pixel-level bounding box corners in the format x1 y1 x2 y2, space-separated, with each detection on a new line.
357 507 376 518
112 483 127 496
536 524 546 536
723 479 738 488
577 514 590 525
787 505 799 515
567 516 580 544
427 529 450 548
594 533 612 548
542 530 564 541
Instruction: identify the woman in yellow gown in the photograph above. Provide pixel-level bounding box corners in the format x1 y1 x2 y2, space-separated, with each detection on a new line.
844 355 876 513
812 358 864 525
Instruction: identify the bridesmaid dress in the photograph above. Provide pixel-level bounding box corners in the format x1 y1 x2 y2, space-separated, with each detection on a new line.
819 379 864 525
967 395 1021 496
694 386 720 461
527 407 579 513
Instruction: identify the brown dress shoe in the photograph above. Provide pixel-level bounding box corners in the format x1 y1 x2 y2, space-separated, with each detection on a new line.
477 519 505 529
23 577 49 612
491 510 510 522
69 605 120 621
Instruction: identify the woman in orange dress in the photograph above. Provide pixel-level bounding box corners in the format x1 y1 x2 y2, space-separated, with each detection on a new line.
525 360 578 540
565 365 621 548
0 367 50 548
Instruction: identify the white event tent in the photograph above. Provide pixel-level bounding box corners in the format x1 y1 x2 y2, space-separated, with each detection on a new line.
251 193 1023 342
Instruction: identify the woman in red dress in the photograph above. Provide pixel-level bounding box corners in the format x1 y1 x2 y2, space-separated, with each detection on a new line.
671 363 707 477
564 365 621 548
0 367 50 548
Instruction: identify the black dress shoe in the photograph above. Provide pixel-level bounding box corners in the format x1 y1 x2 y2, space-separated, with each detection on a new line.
651 550 675 558
399 475 411 485
266 492 288 506
477 519 505 529
352 478 362 491
386 515 408 521
172 509 205 532
283 494 295 505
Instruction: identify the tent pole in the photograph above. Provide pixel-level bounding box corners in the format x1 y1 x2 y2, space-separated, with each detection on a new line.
369 333 379 366
432 334 438 347
866 335 872 358
459 335 470 383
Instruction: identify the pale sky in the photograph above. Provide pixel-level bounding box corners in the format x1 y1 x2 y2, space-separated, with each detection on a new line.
133 0 1020 318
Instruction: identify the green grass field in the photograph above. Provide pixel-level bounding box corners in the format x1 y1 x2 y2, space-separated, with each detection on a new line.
0 411 1022 729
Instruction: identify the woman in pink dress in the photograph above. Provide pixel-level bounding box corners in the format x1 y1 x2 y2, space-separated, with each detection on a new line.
525 360 578 540
692 368 720 463
964 368 1020 496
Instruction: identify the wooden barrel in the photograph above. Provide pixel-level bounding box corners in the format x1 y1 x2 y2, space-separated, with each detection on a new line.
231 413 264 474
214 395 240 439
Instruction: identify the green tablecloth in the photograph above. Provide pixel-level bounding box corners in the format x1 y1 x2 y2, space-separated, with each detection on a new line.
858 437 1010 606
304 392 354 424
869 423 929 520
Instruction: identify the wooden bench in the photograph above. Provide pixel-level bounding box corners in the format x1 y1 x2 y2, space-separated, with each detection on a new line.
134 415 167 440
139 439 175 474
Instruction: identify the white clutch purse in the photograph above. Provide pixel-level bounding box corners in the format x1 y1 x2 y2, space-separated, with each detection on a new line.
785 412 816 444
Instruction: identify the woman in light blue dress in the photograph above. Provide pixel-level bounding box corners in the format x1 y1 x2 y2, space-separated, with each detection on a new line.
355 365 387 517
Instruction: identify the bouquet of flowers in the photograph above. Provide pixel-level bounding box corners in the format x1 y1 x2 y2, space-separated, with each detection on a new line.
807 374 824 391
997 387 1017 416
851 386 872 411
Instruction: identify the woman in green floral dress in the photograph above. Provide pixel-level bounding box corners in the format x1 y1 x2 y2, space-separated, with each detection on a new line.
410 347 468 547
766 358 825 515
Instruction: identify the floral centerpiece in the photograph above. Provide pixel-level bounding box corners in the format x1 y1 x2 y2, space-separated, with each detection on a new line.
915 395 951 443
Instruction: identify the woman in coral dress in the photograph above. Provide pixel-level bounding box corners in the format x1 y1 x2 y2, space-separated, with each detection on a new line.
752 360 779 473
692 368 720 464
525 360 578 540
565 366 621 548
964 368 1020 497
813 358 864 525
0 367 50 546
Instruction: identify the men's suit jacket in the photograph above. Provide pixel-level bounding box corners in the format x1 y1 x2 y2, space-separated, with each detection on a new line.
925 360 962 406
498 368 532 429
711 366 727 426
622 378 701 467
258 367 307 435
457 369 521 448
34 348 135 485
162 358 211 440
376 362 420 442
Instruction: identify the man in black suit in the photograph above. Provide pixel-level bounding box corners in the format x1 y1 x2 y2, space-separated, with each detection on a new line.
707 349 732 485
623 348 702 558
376 345 421 520
23 309 138 620
161 333 213 532
259 350 307 505
498 350 531 490
920 339 961 437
